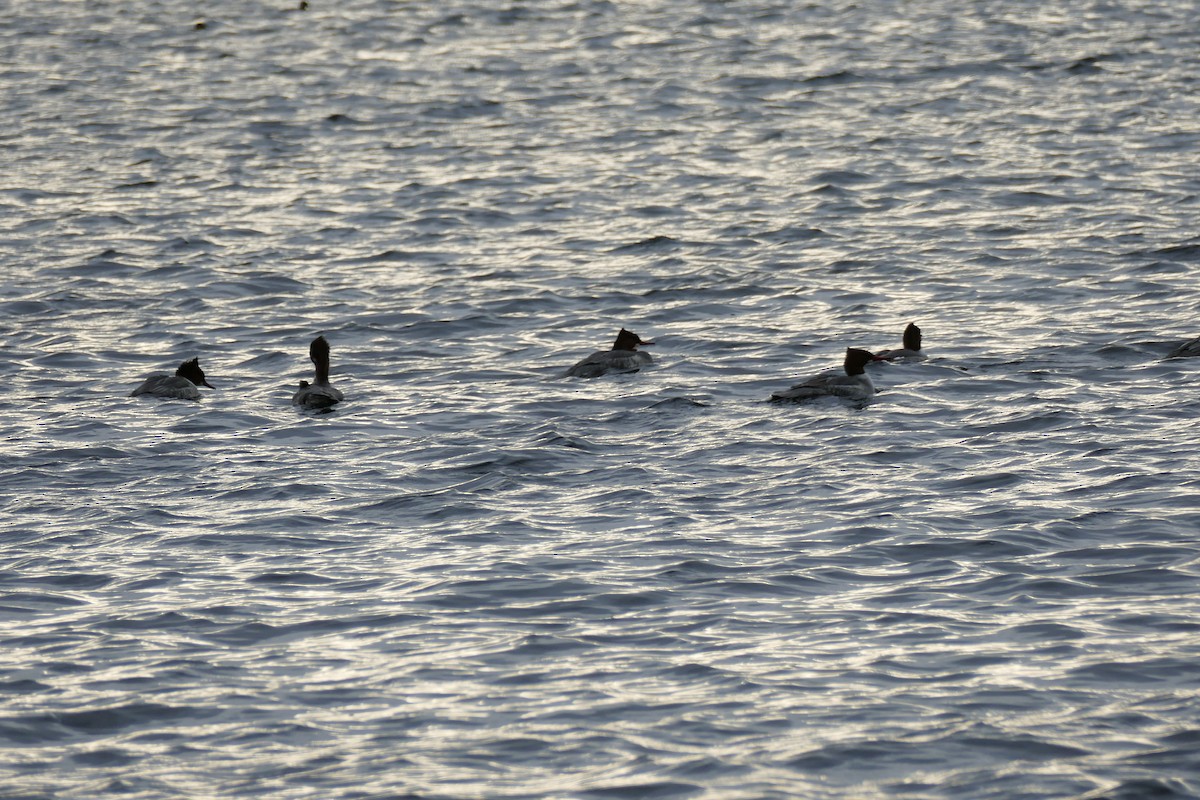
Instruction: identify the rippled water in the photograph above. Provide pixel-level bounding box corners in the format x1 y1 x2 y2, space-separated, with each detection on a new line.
4 1 1200 797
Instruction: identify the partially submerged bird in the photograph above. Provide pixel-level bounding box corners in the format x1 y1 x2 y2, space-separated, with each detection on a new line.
130 357 214 401
293 335 344 409
875 323 926 362
770 348 879 402
565 328 654 378
1166 336 1200 359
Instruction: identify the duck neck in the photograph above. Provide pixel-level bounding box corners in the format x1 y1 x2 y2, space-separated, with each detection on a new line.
313 356 330 384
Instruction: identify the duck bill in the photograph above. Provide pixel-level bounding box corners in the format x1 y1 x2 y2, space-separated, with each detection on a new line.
202 379 216 388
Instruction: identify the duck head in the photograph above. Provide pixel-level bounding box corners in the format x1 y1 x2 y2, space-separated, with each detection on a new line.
613 328 654 351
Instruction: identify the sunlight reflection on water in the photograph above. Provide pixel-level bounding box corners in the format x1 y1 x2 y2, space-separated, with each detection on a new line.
2 1 1200 798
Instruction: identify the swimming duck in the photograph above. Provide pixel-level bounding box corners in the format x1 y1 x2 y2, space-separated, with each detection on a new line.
770 348 879 402
565 328 654 378
875 323 926 362
1167 336 1200 359
293 335 344 409
130 357 214 401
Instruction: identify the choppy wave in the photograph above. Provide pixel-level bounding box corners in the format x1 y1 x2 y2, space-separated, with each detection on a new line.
3 0 1200 797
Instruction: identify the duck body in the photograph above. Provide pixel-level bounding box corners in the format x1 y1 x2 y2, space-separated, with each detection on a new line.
566 328 654 378
293 381 344 408
875 322 926 362
293 335 343 409
771 348 878 402
131 358 213 401
1167 337 1200 359
566 349 652 378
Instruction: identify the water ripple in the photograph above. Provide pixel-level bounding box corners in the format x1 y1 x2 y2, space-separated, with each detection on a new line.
3 1 1200 798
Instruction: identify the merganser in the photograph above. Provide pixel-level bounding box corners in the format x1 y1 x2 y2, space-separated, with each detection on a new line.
293 335 344 409
770 348 879 401
1167 336 1200 359
565 328 654 378
875 323 926 361
130 357 214 401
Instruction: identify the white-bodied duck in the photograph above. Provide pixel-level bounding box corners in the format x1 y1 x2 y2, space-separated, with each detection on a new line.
875 323 926 362
293 335 344 409
771 348 880 402
566 328 654 378
130 357 214 401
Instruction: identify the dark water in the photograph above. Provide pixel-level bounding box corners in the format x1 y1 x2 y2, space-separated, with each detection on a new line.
3 1 1200 797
